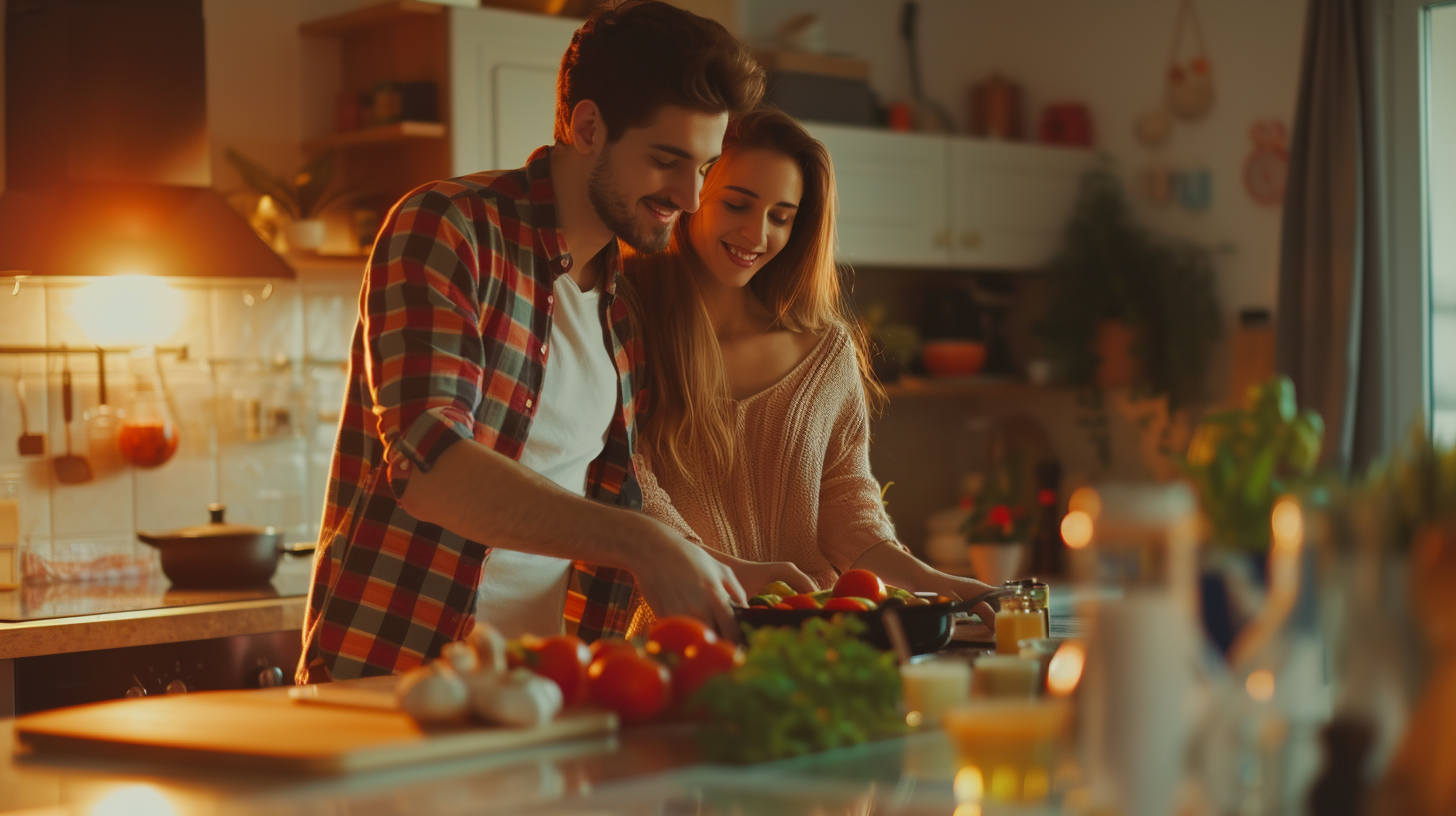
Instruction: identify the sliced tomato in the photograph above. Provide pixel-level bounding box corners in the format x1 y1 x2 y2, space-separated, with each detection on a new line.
524 634 592 706
832 569 887 604
587 650 672 725
673 640 743 709
645 616 716 661
780 593 822 610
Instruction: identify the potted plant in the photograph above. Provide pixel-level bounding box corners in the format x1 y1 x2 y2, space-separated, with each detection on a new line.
225 149 349 253
1037 164 1222 466
959 456 1033 585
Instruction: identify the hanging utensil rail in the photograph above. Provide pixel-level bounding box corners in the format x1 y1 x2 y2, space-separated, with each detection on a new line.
0 345 190 358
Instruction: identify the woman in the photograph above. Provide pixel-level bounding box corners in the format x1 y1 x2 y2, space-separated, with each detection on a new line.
623 108 998 624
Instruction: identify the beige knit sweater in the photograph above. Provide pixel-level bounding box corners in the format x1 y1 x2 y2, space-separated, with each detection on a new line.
635 324 898 592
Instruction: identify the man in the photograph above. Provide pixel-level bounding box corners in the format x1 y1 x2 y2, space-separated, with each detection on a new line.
299 1 781 682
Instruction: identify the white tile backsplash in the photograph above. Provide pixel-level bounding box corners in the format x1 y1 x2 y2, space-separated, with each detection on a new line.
0 275 357 578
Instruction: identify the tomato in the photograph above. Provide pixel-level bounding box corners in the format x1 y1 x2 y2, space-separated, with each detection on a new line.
673 640 742 708
781 593 822 610
822 596 870 612
587 650 672 724
832 569 887 604
645 616 716 660
771 602 794 610
524 634 592 706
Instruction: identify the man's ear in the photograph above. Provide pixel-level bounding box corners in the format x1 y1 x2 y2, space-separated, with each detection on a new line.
568 100 607 157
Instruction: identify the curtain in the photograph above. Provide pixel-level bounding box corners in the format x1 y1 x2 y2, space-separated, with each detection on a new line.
1277 0 1386 476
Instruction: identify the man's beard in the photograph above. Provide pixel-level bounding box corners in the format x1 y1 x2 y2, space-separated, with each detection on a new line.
588 149 674 253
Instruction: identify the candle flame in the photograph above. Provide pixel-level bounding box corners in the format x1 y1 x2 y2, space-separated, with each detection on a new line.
1061 511 1093 549
1047 640 1086 696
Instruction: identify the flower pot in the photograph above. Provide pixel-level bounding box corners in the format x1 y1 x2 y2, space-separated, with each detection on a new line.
284 218 327 253
1095 320 1139 389
967 541 1027 586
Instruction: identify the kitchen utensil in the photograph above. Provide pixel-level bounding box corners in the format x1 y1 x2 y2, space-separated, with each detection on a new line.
137 503 314 588
83 348 123 469
899 2 953 133
52 358 93 484
735 587 1013 656
16 685 616 775
11 372 44 456
921 340 987 378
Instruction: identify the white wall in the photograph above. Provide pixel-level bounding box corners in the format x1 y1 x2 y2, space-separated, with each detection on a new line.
745 0 1309 317
1427 4 1456 441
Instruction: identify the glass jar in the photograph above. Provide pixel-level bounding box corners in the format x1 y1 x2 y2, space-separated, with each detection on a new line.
995 591 1048 655
117 348 179 468
1004 578 1051 634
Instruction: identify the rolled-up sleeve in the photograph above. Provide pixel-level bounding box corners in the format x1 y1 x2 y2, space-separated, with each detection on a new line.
363 186 486 499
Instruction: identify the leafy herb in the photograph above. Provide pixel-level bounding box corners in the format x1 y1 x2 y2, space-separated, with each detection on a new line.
224 148 350 220
688 617 906 764
1180 375 1323 551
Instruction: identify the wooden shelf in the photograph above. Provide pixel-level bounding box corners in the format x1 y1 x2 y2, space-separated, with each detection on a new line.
300 0 445 37
883 376 1061 399
304 121 447 152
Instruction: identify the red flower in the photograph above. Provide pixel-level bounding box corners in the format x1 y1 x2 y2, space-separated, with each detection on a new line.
1038 489 1057 506
987 505 1014 527
959 496 975 511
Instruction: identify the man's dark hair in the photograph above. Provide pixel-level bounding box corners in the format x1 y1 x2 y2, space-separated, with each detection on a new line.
555 0 765 144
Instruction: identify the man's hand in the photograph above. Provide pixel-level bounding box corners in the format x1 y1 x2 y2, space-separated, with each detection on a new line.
709 550 817 598
631 519 748 642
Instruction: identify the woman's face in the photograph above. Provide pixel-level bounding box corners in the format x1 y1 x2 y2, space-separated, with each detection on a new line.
686 148 803 290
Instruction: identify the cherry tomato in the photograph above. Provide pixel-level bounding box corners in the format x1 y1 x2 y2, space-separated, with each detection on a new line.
588 639 640 665
771 602 794 610
832 569 887 604
524 634 592 706
822 596 871 612
781 593 822 610
587 650 671 724
645 616 716 660
673 639 742 708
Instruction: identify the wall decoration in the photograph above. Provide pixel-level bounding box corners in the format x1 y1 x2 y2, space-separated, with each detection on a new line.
1165 0 1216 122
1176 168 1213 212
1139 165 1175 206
1243 120 1289 207
1134 106 1174 149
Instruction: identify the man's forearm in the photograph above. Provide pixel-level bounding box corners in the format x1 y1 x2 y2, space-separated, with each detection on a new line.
398 439 656 570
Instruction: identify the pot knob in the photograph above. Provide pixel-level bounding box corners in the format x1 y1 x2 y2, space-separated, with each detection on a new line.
257 666 285 688
208 503 227 524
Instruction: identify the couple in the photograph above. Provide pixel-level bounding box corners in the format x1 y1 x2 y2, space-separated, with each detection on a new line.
299 0 994 682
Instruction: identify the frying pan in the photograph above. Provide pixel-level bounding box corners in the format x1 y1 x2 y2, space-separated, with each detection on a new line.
734 588 1011 655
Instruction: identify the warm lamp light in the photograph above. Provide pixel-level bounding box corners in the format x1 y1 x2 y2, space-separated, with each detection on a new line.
1246 669 1276 702
67 275 186 346
1046 640 1086 696
88 784 179 816
1061 511 1093 549
1271 497 1303 555
1067 486 1102 520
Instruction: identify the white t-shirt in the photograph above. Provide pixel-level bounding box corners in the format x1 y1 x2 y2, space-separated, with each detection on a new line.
473 271 619 639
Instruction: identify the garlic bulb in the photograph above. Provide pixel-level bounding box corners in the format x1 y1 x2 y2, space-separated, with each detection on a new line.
439 641 480 675
465 667 563 728
396 662 469 723
469 621 509 674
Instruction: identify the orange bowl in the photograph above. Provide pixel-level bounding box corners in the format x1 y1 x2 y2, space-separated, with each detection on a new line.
921 340 987 378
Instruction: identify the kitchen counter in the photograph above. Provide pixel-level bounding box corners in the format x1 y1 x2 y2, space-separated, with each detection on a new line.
0 557 311 661
0 715 1043 815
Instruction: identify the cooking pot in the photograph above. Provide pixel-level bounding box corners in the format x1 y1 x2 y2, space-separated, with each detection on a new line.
734 589 1010 655
137 503 314 588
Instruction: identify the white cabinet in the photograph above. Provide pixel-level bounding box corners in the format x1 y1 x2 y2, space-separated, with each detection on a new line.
948 140 1090 269
449 8 577 174
809 123 1093 271
809 124 951 268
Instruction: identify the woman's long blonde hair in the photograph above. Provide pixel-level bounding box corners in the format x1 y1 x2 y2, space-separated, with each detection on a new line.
624 108 883 481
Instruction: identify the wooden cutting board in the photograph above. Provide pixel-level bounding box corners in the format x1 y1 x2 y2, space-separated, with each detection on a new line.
15 681 617 775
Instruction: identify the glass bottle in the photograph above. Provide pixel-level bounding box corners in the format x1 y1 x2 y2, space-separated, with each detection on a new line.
117 348 179 468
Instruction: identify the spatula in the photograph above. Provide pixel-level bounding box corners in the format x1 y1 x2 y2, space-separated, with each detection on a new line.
53 358 93 484
11 373 45 456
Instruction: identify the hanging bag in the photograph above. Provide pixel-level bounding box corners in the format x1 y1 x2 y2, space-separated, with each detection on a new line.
1165 0 1216 122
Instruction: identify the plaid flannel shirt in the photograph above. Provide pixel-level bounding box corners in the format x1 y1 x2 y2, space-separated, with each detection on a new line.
299 146 642 682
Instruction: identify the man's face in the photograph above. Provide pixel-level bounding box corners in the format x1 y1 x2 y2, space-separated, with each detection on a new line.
587 105 729 253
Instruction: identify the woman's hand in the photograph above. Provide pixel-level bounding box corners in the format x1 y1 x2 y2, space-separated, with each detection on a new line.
707 550 817 598
926 574 1000 627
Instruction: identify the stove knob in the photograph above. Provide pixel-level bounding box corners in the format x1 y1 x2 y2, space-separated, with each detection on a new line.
257 666 285 688
125 685 147 699
165 679 188 695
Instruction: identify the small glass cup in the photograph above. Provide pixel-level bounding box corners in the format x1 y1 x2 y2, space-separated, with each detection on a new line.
944 697 1071 805
900 655 972 727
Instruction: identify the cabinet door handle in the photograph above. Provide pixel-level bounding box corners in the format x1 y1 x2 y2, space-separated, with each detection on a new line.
960 231 982 249
933 230 952 249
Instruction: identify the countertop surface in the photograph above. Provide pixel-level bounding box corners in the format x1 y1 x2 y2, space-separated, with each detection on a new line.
0 715 1046 816
0 558 312 660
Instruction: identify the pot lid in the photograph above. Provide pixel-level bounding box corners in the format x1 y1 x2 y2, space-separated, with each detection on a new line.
147 503 278 539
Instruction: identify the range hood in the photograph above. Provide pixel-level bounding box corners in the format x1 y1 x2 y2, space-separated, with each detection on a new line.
0 0 294 279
